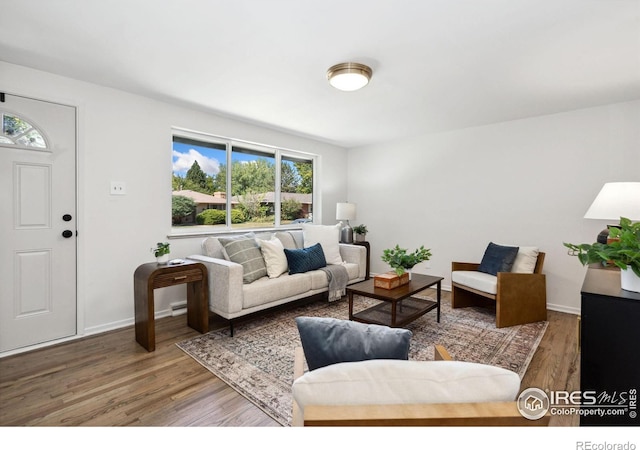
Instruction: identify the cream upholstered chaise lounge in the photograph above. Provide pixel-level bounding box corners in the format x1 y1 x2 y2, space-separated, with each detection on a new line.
291 317 549 426
292 345 549 426
451 243 547 328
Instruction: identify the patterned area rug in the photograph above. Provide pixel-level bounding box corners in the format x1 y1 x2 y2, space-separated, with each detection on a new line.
177 293 547 427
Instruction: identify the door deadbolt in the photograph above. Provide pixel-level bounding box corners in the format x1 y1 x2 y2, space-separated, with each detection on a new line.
63 214 72 222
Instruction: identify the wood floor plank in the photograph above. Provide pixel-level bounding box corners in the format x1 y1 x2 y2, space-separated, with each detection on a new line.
520 310 580 426
0 294 578 427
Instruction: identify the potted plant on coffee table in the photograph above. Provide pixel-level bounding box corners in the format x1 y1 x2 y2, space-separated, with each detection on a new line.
564 216 640 293
381 244 432 280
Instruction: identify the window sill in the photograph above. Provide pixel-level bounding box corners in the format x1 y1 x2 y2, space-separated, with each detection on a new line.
168 225 306 239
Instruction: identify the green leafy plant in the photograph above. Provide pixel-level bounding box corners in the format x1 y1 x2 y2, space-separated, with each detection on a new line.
152 242 170 257
564 217 640 277
353 224 368 235
172 195 196 225
381 245 432 276
197 209 225 225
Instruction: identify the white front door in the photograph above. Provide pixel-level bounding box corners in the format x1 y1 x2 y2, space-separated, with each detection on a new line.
0 93 77 353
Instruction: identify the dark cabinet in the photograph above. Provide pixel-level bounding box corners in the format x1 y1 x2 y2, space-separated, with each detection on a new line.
580 268 640 426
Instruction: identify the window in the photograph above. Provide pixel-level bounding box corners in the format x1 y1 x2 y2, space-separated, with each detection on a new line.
1 112 48 149
281 154 313 223
171 129 315 233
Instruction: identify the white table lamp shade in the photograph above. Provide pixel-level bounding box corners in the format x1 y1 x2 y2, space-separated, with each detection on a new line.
584 182 640 221
336 202 356 221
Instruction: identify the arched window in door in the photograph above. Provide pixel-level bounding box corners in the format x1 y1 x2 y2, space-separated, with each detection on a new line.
1 112 48 149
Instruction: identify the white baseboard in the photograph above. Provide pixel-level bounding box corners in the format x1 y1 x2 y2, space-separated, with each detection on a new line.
396 277 581 315
1 300 187 358
546 303 580 315
170 300 187 316
2 286 580 358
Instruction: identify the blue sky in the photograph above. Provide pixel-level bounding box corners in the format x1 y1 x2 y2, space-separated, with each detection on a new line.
172 142 270 176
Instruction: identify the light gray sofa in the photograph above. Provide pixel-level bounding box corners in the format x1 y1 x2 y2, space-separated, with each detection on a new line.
188 230 367 335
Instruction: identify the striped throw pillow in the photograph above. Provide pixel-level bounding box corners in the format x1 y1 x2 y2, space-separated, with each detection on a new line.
219 233 268 283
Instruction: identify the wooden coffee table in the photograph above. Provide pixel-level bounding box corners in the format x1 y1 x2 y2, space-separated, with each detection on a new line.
347 273 443 327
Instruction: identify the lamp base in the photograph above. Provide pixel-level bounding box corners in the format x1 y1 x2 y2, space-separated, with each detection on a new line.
340 222 353 244
597 224 621 244
596 228 609 244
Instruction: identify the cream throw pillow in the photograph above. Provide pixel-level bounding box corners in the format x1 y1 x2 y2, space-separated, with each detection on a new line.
509 246 539 274
258 237 288 278
302 223 343 265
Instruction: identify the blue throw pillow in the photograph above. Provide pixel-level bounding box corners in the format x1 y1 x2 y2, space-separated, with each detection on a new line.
284 243 327 274
478 242 520 276
295 317 413 371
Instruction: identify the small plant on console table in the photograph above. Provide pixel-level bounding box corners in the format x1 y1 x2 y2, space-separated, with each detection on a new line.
564 216 640 293
353 224 368 242
381 244 432 278
152 242 171 264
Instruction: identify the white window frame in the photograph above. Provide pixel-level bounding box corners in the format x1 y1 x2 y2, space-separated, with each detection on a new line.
170 127 318 237
1 109 50 151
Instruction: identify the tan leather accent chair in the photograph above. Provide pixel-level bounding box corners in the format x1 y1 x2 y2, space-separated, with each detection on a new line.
451 252 547 328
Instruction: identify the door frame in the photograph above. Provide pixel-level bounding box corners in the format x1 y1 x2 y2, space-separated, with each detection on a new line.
0 90 83 358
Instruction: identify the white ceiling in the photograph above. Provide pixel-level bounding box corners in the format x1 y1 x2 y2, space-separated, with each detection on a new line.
1 0 639 148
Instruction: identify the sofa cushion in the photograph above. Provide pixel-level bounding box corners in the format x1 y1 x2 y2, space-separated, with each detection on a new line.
478 242 519 276
452 270 498 295
218 233 268 284
242 272 312 309
292 359 521 411
275 230 303 249
295 317 412 371
309 268 330 290
284 243 327 274
202 237 225 259
257 236 288 278
302 224 342 265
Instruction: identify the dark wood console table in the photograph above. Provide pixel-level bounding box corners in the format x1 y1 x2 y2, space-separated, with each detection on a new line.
580 267 640 426
134 260 209 351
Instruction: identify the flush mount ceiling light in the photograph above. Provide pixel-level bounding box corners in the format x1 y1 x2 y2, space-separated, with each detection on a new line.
327 62 372 91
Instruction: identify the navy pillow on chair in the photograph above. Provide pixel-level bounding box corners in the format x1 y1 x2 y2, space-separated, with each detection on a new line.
295 317 413 371
478 242 520 276
284 243 327 274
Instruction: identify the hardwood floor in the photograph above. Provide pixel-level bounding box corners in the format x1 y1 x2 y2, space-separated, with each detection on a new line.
0 291 580 427
521 308 581 426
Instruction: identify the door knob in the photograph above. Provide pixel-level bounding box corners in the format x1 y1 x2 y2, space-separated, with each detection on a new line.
62 230 73 238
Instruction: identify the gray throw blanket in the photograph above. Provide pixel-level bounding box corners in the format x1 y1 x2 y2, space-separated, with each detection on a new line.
320 264 349 302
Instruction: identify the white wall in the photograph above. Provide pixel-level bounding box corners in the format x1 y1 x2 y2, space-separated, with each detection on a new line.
347 100 640 314
0 61 349 336
2 60 638 343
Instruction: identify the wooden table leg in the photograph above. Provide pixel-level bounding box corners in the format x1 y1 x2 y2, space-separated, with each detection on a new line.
134 277 154 352
187 279 209 333
436 280 441 323
391 300 397 327
348 291 354 320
